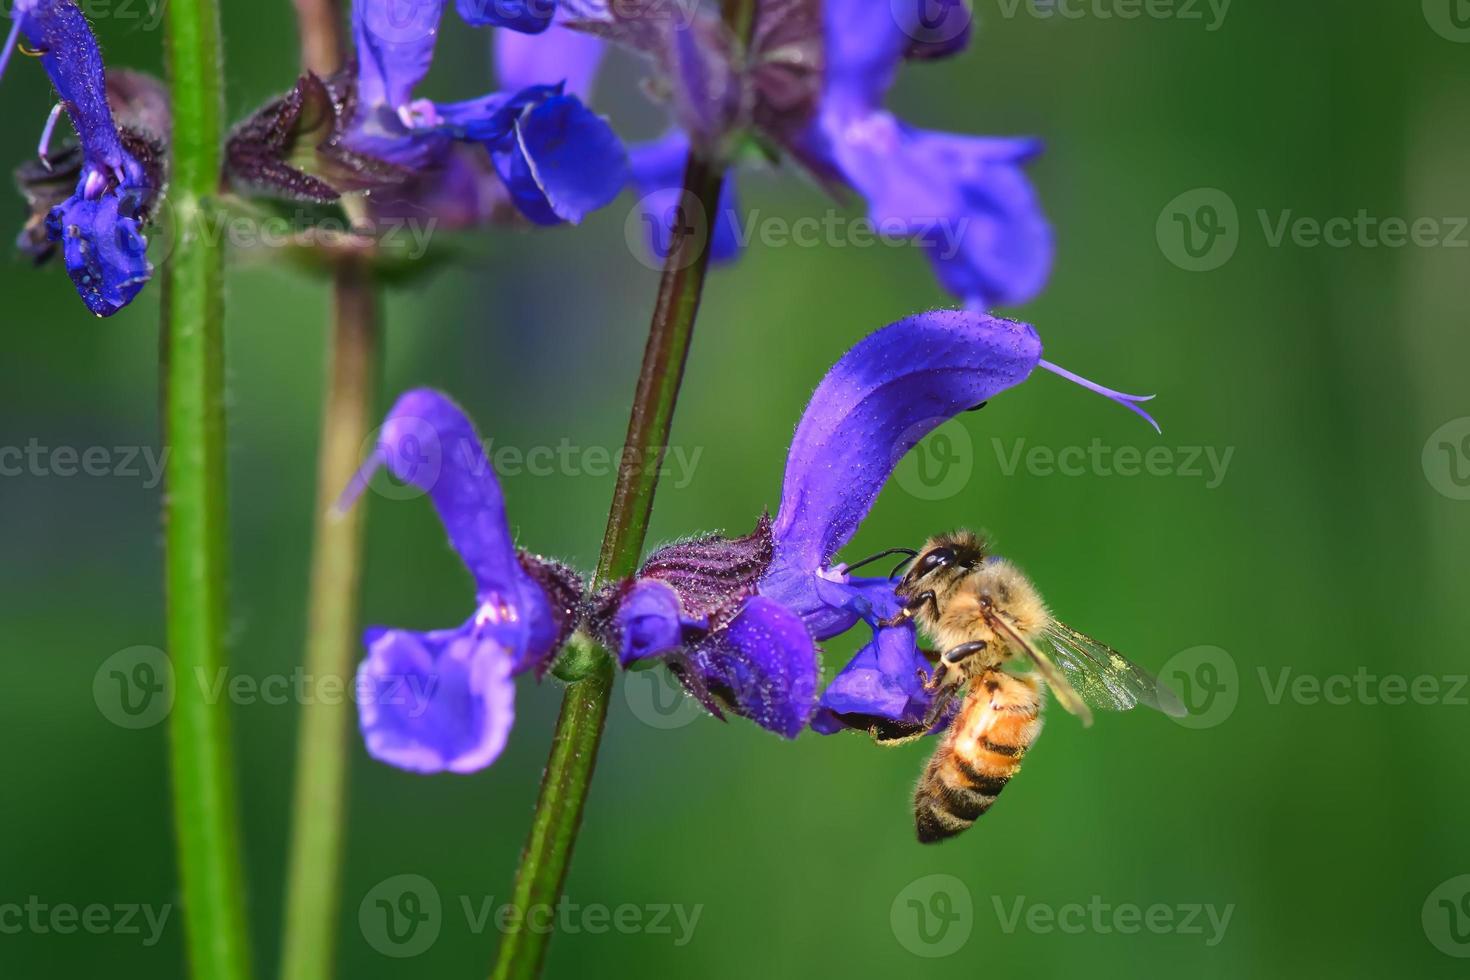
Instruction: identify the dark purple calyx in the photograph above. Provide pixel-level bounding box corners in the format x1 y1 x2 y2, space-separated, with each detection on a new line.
516 550 585 672
224 69 411 203
637 512 773 624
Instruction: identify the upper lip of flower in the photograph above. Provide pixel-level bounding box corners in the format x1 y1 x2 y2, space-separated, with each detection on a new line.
344 388 583 774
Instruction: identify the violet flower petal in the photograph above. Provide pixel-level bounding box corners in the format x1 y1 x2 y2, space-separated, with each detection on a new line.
495 21 605 98
13 0 133 178
48 191 150 317
492 94 627 225
353 0 445 110
357 621 516 774
614 578 692 666
810 623 938 735
822 0 907 113
432 84 560 144
353 388 558 669
825 112 1053 309
684 596 818 739
456 0 553 33
760 311 1042 618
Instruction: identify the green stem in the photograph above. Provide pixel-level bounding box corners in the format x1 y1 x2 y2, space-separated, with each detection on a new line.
488 151 727 980
279 257 380 980
275 6 380 980
163 0 251 976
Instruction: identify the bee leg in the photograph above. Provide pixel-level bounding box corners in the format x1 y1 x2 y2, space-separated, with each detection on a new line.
879 590 938 628
938 641 989 669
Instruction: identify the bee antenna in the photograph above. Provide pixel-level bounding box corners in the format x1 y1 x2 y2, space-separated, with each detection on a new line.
888 554 917 581
843 547 917 575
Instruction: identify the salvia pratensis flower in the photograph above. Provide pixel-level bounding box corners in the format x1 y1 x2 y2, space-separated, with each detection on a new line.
598 310 1159 739
811 0 1053 310
226 0 627 228
343 390 583 773
540 0 1050 307
347 310 1156 771
4 1 164 316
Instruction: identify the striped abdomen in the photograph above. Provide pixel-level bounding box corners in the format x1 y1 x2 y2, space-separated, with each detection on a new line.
914 671 1043 844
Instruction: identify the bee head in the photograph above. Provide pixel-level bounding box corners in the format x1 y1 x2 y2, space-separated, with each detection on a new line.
896 530 986 598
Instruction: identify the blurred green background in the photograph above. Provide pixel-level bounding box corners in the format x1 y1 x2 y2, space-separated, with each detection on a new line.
5 1 1470 977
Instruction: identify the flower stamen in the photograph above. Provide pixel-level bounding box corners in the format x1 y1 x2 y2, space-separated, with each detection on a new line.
1038 357 1161 434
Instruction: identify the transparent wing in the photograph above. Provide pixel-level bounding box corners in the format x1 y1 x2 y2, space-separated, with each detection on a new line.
1042 621 1186 717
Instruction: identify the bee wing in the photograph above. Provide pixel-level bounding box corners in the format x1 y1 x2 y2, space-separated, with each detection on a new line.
1042 621 1186 718
988 614 1094 728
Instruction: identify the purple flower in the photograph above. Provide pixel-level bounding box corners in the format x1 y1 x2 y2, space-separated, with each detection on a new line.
811 0 1053 310
224 0 625 228
344 0 627 225
4 0 159 316
534 2 1048 306
345 389 582 773
599 310 1158 738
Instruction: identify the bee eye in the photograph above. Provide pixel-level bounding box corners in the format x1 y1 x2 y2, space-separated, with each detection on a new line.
917 548 954 576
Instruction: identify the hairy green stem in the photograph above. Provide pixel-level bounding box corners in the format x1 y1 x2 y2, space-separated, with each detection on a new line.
162 0 252 976
488 151 727 980
279 257 380 980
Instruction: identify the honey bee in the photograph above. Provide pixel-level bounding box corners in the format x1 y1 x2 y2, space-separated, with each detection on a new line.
868 529 1185 843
